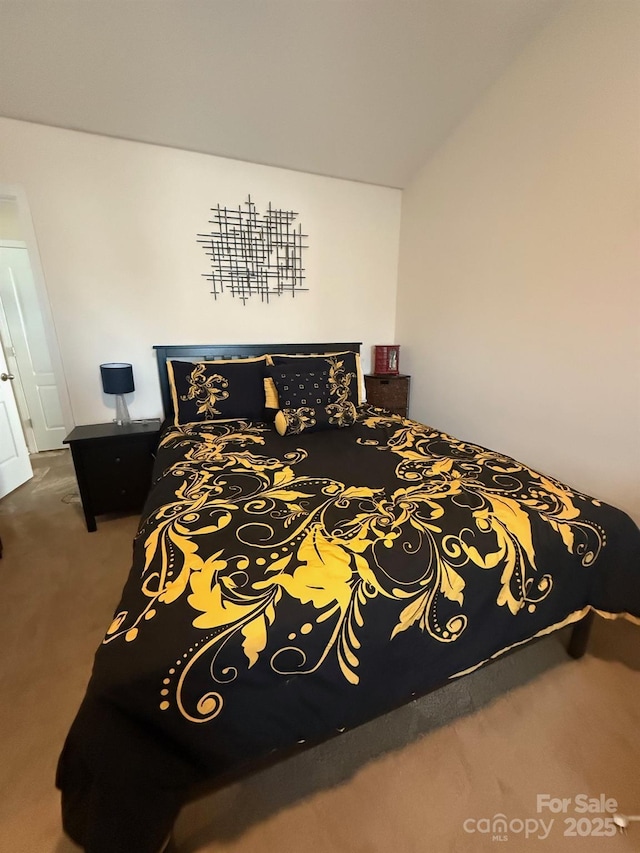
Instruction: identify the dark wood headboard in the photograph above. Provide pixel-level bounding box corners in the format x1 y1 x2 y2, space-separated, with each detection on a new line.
153 342 362 421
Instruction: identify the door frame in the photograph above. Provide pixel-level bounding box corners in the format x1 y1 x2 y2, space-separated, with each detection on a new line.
0 184 73 437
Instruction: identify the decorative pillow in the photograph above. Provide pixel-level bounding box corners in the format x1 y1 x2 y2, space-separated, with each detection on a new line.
267 364 358 436
267 351 362 407
167 357 267 425
264 376 280 411
268 365 332 408
274 401 358 436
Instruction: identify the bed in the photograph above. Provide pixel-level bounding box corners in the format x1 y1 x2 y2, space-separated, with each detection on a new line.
57 342 640 853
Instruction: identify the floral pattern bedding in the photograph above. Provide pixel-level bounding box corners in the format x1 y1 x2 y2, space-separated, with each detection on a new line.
57 407 640 853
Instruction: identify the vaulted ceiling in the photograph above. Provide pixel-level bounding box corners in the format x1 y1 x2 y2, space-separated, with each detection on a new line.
0 0 562 188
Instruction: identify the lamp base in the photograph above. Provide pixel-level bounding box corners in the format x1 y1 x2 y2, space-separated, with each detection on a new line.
114 394 131 426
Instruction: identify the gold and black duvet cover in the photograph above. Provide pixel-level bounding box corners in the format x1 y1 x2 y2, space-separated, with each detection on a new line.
57 407 640 852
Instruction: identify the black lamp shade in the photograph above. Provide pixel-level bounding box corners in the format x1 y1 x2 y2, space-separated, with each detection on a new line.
100 363 134 395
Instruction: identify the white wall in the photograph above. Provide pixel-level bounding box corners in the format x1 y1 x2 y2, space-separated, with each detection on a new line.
0 119 401 425
396 0 640 521
0 198 23 241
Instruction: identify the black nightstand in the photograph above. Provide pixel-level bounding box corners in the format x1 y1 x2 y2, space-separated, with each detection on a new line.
64 420 161 532
364 374 411 418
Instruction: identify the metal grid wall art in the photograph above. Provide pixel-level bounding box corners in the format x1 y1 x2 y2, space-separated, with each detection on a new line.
198 195 308 305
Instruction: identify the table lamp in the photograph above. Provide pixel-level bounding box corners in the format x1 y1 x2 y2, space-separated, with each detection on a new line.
100 362 134 425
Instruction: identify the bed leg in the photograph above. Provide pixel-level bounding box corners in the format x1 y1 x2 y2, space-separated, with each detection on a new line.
567 611 595 659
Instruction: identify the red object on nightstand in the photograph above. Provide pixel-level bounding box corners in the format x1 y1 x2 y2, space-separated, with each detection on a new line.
374 345 400 375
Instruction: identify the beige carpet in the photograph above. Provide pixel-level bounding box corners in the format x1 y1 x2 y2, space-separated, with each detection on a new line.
1 450 639 853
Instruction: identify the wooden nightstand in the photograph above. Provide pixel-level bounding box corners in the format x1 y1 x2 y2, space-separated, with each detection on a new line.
64 420 161 532
364 374 411 418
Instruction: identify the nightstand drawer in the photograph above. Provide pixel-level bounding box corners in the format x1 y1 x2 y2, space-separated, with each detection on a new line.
83 440 154 514
82 439 150 481
90 479 148 515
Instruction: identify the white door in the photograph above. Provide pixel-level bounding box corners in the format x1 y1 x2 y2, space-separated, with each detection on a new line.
0 339 32 498
0 246 65 451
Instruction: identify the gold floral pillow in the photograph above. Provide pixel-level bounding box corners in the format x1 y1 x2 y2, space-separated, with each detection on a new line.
269 366 357 436
274 402 357 436
167 357 267 425
267 352 362 406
